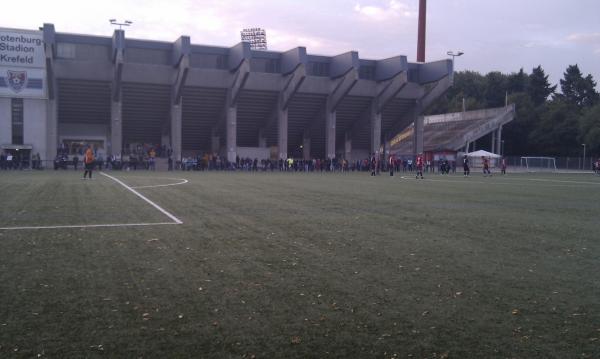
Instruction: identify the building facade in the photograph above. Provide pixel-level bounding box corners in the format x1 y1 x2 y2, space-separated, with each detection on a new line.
0 24 453 164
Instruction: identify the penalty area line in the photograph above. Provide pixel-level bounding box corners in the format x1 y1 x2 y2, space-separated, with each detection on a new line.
101 172 183 224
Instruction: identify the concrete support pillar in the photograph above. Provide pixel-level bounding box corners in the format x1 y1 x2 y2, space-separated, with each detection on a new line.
382 138 389 165
344 132 352 160
278 107 288 160
0 99 10 147
161 133 170 149
464 142 469 153
211 128 220 154
302 132 311 160
325 109 336 159
472 139 477 151
496 126 503 155
413 115 424 156
110 100 122 157
491 130 496 154
226 105 237 163
370 104 382 157
170 104 182 162
45 98 58 162
258 129 267 148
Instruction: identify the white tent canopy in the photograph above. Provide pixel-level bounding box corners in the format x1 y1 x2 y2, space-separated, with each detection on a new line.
466 150 501 158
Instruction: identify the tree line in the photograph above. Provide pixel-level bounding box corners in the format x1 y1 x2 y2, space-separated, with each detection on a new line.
427 64 600 157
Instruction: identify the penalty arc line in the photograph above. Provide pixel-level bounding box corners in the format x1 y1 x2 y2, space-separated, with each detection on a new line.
131 178 189 189
100 172 183 224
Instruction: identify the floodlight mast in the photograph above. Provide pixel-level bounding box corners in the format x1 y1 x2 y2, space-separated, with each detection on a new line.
417 0 426 62
109 19 133 30
447 50 464 70
241 28 268 51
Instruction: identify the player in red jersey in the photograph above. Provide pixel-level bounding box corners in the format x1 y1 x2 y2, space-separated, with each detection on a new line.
482 156 491 177
415 154 424 179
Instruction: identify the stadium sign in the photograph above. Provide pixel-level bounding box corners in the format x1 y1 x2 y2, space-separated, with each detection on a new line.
0 28 46 98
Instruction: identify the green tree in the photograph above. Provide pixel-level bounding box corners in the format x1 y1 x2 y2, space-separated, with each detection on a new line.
507 68 528 93
484 71 508 107
560 64 599 108
502 92 537 155
450 71 487 103
426 71 487 115
578 104 600 156
529 99 579 156
528 65 556 106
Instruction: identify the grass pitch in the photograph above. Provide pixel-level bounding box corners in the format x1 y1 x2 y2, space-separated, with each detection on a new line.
0 170 599 358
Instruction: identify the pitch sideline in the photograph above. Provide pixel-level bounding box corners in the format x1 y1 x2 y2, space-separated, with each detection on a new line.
399 175 600 186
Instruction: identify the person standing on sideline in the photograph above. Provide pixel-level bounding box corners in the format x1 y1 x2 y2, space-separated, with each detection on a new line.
72 154 79 171
370 154 376 176
501 157 507 175
463 155 470 177
415 154 424 179
83 146 95 179
149 148 156 170
482 156 491 177
389 155 395 176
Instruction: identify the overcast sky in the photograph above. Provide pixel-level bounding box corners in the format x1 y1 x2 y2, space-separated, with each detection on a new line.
3 0 599 89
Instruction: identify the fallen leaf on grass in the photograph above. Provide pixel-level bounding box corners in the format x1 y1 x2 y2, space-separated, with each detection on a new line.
291 336 301 344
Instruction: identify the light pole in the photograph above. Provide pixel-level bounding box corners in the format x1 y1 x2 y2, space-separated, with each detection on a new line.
501 140 505 157
582 143 586 170
447 51 464 69
109 19 133 30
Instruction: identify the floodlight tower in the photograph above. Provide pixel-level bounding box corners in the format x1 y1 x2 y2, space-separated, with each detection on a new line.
417 0 426 62
109 19 133 30
241 28 268 50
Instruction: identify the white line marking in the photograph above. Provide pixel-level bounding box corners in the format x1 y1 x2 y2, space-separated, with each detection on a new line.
101 172 183 224
0 222 178 231
521 178 600 186
131 177 189 189
399 176 600 187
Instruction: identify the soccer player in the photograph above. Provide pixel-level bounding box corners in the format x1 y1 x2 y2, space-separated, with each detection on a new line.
370 154 376 176
415 154 424 179
501 157 507 175
482 156 491 177
462 155 470 177
83 146 95 179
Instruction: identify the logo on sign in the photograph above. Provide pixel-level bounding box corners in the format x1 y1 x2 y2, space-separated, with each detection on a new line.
7 70 27 93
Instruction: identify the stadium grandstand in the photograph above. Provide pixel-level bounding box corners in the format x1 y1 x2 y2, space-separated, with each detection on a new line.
390 104 516 162
0 24 453 167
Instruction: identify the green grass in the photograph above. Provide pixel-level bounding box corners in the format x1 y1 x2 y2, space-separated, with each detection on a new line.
0 170 599 358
